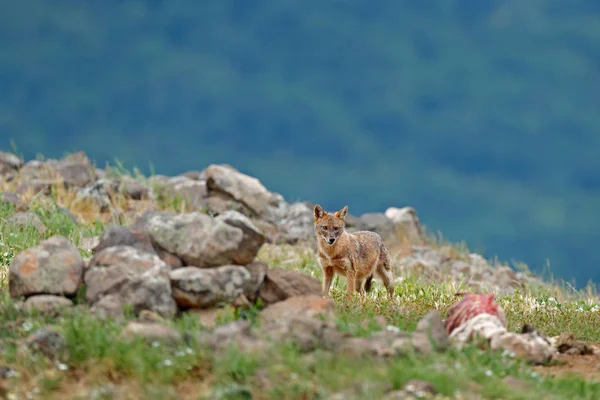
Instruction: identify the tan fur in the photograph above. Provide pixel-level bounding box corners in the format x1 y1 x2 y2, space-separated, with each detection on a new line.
313 204 394 300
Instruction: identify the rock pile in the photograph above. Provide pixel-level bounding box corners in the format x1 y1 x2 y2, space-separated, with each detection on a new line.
8 208 326 321
3 149 576 369
1 150 546 297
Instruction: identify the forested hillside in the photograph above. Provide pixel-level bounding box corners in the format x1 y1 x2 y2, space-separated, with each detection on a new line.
2 0 600 285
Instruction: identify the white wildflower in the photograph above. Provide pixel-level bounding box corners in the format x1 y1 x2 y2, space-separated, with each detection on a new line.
56 362 68 371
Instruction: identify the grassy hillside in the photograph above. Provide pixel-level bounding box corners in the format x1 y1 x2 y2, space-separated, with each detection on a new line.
1 159 600 399
2 1 600 285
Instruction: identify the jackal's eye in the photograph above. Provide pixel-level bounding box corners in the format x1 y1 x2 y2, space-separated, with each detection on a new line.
333 227 340 231
321 226 328 231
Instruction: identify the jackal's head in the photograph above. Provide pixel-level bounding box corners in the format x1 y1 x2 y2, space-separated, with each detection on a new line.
313 204 348 246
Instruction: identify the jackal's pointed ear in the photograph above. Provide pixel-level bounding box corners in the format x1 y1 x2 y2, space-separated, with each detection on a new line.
313 204 326 221
335 205 348 220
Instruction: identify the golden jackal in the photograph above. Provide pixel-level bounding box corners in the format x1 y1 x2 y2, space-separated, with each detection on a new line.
313 204 394 300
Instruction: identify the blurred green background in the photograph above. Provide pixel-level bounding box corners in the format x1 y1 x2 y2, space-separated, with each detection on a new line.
2 1 599 286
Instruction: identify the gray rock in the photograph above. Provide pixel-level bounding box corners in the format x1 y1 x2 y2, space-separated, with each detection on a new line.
85 246 177 318
353 212 396 239
215 210 266 263
23 295 73 315
18 152 95 189
147 211 264 267
197 320 266 353
0 365 19 379
258 295 342 352
117 177 152 200
181 170 205 181
415 310 449 351
164 176 207 207
0 151 23 175
204 195 251 216
121 321 182 345
16 179 59 196
384 380 438 399
6 212 47 234
88 245 167 274
395 246 526 296
9 236 84 298
76 179 115 212
170 265 252 308
258 268 322 305
277 202 314 244
90 294 125 322
52 156 96 188
18 160 51 181
384 206 425 243
24 327 67 360
204 164 275 217
93 225 183 269
1 192 27 210
242 260 268 302
92 226 155 255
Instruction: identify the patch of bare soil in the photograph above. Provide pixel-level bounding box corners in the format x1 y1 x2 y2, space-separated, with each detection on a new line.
534 344 600 382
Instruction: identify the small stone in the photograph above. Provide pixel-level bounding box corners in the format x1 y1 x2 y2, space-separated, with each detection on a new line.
415 310 449 350
23 295 73 315
187 308 224 328
121 322 182 345
6 212 47 234
24 327 67 360
403 379 438 397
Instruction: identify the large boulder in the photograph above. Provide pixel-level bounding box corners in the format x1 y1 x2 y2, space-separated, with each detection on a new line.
93 225 155 255
277 202 314 244
203 164 276 218
9 236 84 298
352 213 396 239
384 206 425 243
161 176 207 208
170 265 254 308
258 268 322 305
93 225 183 269
84 245 177 318
146 211 265 267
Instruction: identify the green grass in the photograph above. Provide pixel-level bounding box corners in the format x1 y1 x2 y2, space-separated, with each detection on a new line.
1 289 600 399
2 167 600 399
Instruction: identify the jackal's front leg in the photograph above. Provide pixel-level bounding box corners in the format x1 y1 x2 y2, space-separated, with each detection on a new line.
322 266 334 298
345 270 356 300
